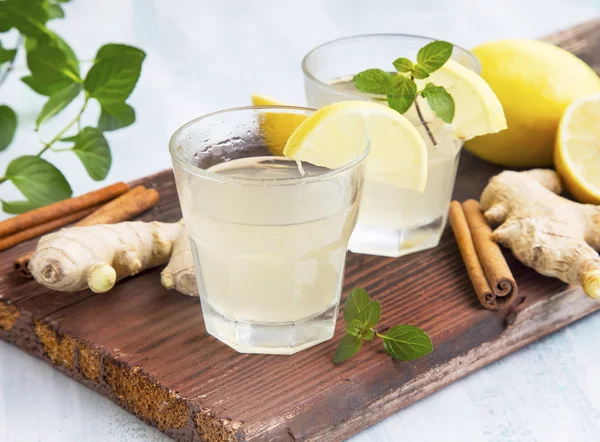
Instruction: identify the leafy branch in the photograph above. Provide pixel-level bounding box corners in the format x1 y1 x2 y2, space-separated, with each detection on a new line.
352 40 456 145
0 0 145 214
333 288 433 364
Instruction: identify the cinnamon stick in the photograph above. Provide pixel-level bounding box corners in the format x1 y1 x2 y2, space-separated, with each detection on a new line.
0 182 129 239
13 186 160 277
449 200 517 310
0 206 97 252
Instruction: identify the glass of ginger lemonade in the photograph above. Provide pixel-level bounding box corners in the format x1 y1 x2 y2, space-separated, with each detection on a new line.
169 106 369 354
302 35 486 258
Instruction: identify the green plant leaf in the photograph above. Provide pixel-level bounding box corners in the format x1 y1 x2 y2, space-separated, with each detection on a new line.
387 76 417 114
0 3 11 33
352 69 395 94
71 127 112 180
59 135 78 143
27 43 79 85
381 325 433 361
333 334 362 364
343 287 371 323
1 199 41 214
361 328 375 341
46 31 79 75
416 40 453 73
57 0 72 3
98 102 135 131
392 57 413 73
0 42 16 63
420 83 455 123
21 75 71 96
3 0 50 38
84 44 145 106
345 318 365 338
411 64 430 80
36 83 81 128
358 301 381 329
0 105 17 151
45 4 64 19
5 156 72 206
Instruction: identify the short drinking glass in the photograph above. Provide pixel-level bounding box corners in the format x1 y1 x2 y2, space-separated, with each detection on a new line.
169 106 369 354
303 34 481 257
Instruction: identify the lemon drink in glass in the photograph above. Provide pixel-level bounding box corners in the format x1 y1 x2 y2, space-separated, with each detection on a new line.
302 35 506 257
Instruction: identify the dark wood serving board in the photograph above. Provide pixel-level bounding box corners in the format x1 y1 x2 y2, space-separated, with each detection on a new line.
2 19 600 442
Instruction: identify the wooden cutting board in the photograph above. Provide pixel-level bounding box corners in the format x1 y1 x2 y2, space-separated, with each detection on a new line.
2 19 600 442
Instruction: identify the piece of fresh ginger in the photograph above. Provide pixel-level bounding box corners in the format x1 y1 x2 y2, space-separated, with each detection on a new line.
160 225 197 297
29 221 183 293
480 169 600 298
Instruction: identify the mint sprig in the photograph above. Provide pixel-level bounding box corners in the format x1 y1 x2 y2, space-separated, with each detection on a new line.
353 40 456 145
333 288 433 364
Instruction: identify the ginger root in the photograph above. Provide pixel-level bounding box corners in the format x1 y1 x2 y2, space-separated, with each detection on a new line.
480 169 600 298
160 224 198 297
29 221 182 293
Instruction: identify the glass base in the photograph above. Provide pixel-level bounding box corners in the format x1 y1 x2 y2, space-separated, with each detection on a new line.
348 215 445 257
200 299 338 355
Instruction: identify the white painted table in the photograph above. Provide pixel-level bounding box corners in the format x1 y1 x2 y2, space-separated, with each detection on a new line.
2 1 600 441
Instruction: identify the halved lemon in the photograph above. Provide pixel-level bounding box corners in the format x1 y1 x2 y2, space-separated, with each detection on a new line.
555 93 600 204
251 94 307 156
283 101 427 191
414 60 507 140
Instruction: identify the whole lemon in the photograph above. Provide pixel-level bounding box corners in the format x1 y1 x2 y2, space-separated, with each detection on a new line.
465 40 600 167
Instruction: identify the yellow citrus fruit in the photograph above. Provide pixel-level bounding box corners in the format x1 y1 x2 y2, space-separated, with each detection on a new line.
251 94 306 156
465 40 600 167
555 93 600 204
284 101 427 191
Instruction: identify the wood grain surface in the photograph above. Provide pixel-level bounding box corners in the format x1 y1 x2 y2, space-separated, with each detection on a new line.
1 19 599 442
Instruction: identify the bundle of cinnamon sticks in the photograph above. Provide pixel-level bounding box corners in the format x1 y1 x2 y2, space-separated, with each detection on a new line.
449 199 518 310
0 182 160 277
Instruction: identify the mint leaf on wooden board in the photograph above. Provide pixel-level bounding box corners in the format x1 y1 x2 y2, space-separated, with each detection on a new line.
416 40 453 73
358 301 381 329
420 83 455 123
5 155 72 206
343 287 371 322
98 102 135 131
84 44 145 106
1 199 42 215
333 334 362 364
0 105 17 151
71 127 112 180
381 325 433 361
36 83 81 128
392 57 412 73
387 76 417 114
353 69 395 94
345 319 365 338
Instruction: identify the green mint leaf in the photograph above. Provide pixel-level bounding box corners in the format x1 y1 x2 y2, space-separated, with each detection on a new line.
0 42 17 64
358 301 381 329
411 64 430 80
21 75 71 96
416 40 453 73
1 200 42 215
36 83 81 128
59 135 79 143
27 43 79 85
0 105 17 151
84 44 146 106
353 69 395 94
392 57 413 73
381 325 433 361
5 156 72 206
343 287 371 323
345 318 365 338
361 328 375 341
387 76 417 114
46 4 64 20
420 83 455 123
71 127 112 181
3 0 50 38
333 334 362 364
98 102 135 131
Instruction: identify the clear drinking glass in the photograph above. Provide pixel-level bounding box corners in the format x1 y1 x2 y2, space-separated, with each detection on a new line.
303 34 481 257
169 106 369 355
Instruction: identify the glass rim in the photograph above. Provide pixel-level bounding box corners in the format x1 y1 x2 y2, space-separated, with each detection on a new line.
301 33 481 90
169 105 371 186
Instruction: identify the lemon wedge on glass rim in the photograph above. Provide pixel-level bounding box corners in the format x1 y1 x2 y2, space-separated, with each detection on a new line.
283 101 428 192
